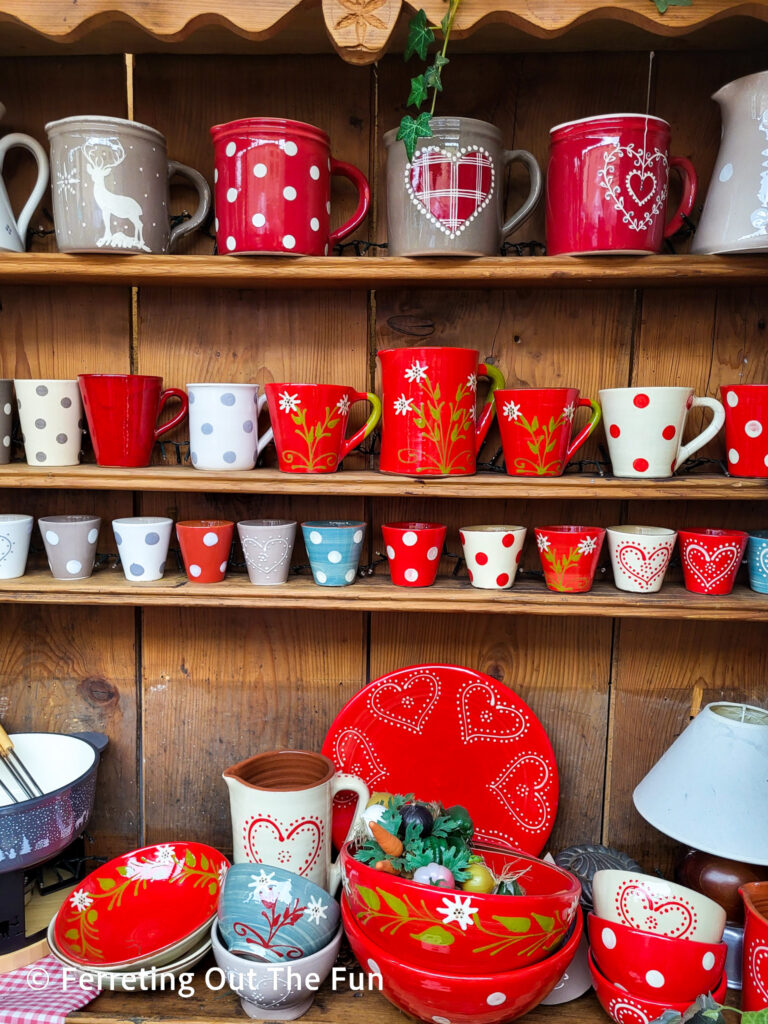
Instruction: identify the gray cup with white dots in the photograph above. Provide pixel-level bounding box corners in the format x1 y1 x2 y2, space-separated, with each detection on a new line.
113 516 173 583
0 380 12 464
188 383 273 471
39 514 101 580
14 379 84 467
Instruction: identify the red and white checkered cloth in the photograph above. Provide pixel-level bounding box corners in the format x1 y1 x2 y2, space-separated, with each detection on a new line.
410 149 493 232
0 955 99 1024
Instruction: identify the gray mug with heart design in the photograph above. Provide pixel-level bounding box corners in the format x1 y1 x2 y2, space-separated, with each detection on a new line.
237 519 296 585
384 116 542 256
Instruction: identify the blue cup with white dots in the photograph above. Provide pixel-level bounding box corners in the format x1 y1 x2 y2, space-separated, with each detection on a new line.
747 530 768 594
302 520 366 587
188 383 274 471
113 516 173 582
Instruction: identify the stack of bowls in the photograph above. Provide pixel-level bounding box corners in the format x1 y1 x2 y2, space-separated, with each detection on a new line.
339 842 584 1024
589 869 728 1023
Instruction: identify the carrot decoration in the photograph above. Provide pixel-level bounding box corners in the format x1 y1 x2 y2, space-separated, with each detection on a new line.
370 821 404 857
375 859 397 874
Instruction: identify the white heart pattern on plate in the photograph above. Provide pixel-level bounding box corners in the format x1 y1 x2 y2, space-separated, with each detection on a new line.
332 727 388 789
406 145 495 239
616 542 673 589
488 752 554 834
366 669 440 734
242 535 291 574
598 144 669 233
458 678 528 743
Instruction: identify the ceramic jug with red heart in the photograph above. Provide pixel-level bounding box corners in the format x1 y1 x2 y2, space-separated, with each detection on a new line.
384 116 542 256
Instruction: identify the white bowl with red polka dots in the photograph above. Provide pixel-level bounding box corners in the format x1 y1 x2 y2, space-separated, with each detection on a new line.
381 521 446 587
459 525 527 589
587 912 727 1002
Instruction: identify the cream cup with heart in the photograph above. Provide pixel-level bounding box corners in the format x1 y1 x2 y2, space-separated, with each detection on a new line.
606 525 677 594
592 870 727 944
237 519 296 586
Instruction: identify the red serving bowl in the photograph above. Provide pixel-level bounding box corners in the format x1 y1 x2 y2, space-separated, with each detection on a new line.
587 913 726 1003
340 841 580 973
589 950 727 1024
343 894 583 1024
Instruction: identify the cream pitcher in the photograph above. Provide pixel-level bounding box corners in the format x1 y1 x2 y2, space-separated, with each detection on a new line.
0 107 49 252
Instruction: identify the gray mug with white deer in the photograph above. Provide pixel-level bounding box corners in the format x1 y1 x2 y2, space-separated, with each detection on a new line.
45 116 211 254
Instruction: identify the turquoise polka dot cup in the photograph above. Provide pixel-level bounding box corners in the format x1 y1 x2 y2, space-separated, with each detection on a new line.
188 383 273 471
113 516 173 583
747 530 768 594
302 520 365 587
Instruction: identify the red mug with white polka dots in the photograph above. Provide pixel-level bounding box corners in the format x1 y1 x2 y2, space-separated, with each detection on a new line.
382 521 446 587
720 385 768 477
210 118 370 256
599 386 725 479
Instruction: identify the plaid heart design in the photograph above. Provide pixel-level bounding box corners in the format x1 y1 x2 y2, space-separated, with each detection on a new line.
406 145 495 239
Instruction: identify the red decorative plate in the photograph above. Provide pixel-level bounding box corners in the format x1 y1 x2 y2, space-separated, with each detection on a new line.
322 664 558 855
53 841 229 968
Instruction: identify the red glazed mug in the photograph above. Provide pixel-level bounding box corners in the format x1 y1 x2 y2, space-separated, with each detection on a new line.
741 882 768 1011
382 521 446 587
679 528 747 595
210 118 370 256
377 346 505 476
546 114 697 256
264 383 381 473
176 519 234 583
721 385 768 478
79 373 188 468
535 525 605 593
496 387 601 476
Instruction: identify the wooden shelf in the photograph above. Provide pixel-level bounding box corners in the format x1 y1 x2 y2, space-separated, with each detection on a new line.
0 254 767 290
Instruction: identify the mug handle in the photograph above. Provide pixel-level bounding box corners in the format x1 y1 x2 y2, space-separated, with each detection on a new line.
0 133 49 245
328 158 371 248
663 156 698 239
475 363 506 454
565 398 602 462
153 388 189 440
328 773 370 895
255 391 274 456
339 391 382 461
674 395 725 472
167 160 212 251
501 149 543 239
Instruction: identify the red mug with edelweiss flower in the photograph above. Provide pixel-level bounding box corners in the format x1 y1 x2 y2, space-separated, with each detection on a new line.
496 387 602 476
377 347 505 476
535 525 605 593
264 383 381 473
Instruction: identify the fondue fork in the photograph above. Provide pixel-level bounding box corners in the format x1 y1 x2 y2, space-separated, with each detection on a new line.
0 723 43 800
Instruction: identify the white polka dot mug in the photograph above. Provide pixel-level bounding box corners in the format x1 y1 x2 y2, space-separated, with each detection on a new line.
14 379 84 467
188 383 273 471
38 514 101 581
0 380 12 465
599 386 725 478
721 385 768 477
210 118 370 256
113 517 173 583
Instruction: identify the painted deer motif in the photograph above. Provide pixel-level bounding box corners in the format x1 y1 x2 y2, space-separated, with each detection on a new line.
82 138 149 251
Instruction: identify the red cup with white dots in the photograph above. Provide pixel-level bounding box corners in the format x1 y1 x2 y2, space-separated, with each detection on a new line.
599 386 725 478
460 525 527 590
176 519 234 583
678 528 747 595
382 521 446 588
210 118 370 256
721 384 768 477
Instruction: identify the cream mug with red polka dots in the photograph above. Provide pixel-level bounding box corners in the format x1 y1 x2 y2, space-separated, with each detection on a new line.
210 118 370 256
599 386 725 478
460 525 527 590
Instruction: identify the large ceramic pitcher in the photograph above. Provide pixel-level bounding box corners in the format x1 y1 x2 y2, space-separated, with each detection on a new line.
378 346 505 476
741 882 768 1010
693 70 768 254
0 127 49 252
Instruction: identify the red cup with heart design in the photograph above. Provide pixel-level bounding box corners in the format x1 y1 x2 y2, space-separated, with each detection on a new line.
496 387 602 476
382 521 446 588
535 525 605 593
79 373 188 468
211 118 370 256
741 882 768 1011
607 526 677 594
721 385 768 478
176 519 234 583
546 114 698 255
679 528 747 595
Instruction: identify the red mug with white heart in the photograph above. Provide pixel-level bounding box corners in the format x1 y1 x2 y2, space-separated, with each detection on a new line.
679 528 748 595
384 116 542 256
546 114 697 255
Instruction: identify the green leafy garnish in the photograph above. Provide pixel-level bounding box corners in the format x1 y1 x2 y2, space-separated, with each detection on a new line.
403 9 434 61
396 113 434 162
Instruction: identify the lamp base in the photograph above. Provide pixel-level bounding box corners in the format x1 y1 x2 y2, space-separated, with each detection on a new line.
675 848 768 924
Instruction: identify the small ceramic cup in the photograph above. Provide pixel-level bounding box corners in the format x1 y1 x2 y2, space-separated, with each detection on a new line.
176 519 234 583
113 517 173 583
238 520 296 585
302 521 365 587
188 383 273 472
459 525 527 590
747 530 768 594
38 514 101 580
606 526 677 594
0 380 12 465
535 526 605 593
218 863 341 963
0 514 34 579
381 521 446 587
14 379 84 467
678 528 748 596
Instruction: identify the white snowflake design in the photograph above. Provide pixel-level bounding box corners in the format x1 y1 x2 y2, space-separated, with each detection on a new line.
304 895 328 924
537 534 551 552
336 395 351 416
55 167 81 198
467 373 478 392
154 844 176 864
278 391 301 414
394 394 414 416
436 894 478 931
578 536 597 555
562 403 575 422
503 400 522 421
404 360 429 384
70 889 93 912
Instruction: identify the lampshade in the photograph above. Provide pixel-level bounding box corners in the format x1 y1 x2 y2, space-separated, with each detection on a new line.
633 701 768 865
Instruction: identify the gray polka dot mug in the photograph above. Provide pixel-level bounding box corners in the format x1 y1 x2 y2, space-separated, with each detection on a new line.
0 380 12 465
187 383 273 471
14 379 84 467
113 516 173 583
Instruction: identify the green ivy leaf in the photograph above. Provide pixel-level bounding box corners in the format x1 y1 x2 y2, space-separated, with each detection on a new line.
741 1013 768 1024
408 74 429 110
652 0 691 11
440 8 452 34
380 891 409 917
411 925 455 945
357 885 382 911
397 112 434 162
493 915 531 933
404 9 435 61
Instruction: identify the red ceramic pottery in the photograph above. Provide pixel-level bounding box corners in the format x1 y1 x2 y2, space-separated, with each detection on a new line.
79 374 188 468
377 347 505 476
587 913 727 1003
53 841 229 968
546 114 697 256
381 521 446 587
535 526 605 593
176 519 234 583
678 528 748 595
210 118 370 256
589 950 726 1024
341 843 581 973
741 882 768 1010
342 892 583 1024
264 383 381 473
721 385 768 478
495 387 601 476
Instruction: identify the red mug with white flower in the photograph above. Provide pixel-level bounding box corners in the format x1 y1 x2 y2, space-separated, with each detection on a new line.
264 383 381 473
496 387 601 476
535 525 605 593
382 521 446 587
679 528 747 595
377 346 505 476
210 118 370 256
